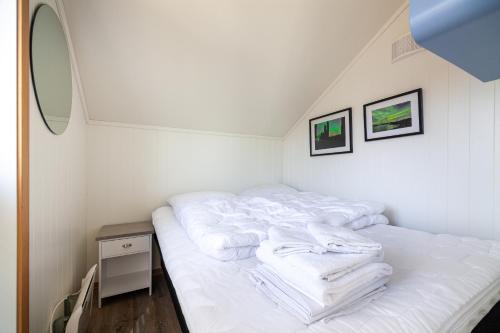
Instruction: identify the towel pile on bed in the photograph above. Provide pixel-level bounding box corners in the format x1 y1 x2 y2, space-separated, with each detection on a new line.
250 222 392 324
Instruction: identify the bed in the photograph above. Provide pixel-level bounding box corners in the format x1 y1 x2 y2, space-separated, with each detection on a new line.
153 206 500 333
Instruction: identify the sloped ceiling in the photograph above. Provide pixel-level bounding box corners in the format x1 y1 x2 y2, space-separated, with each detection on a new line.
62 0 403 136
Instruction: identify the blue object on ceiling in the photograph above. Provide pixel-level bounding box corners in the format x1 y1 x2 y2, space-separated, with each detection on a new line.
410 0 500 82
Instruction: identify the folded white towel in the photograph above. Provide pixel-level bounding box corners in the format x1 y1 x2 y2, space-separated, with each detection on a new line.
267 226 327 256
344 214 389 230
262 261 392 306
250 265 388 324
256 240 383 282
307 222 383 254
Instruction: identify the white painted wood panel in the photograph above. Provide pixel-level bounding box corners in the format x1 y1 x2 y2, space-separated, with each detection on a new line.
86 124 283 268
469 79 495 239
447 66 470 237
29 1 88 331
283 8 500 241
421 55 448 234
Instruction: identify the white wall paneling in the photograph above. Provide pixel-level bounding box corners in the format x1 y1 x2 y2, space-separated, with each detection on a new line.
86 123 283 268
283 8 500 241
446 67 470 237
469 79 495 238
0 0 18 330
29 0 88 331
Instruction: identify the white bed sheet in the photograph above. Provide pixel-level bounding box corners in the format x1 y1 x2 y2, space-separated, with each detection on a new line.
153 206 500 333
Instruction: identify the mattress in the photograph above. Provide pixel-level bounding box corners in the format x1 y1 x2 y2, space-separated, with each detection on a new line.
152 206 500 333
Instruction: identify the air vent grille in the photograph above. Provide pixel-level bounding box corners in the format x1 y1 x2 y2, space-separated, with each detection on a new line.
392 33 422 63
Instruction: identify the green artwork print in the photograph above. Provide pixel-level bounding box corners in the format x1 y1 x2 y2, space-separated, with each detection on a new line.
372 101 412 133
314 118 345 150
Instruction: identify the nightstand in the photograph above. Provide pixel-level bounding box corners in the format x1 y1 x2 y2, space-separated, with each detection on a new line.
96 221 154 308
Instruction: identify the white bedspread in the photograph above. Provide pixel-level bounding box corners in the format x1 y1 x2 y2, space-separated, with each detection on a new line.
245 192 385 227
153 206 500 333
170 196 318 260
170 192 387 260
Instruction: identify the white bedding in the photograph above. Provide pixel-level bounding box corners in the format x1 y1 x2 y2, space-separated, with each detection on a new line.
242 187 386 227
256 240 384 283
251 265 389 325
169 190 387 260
153 206 500 333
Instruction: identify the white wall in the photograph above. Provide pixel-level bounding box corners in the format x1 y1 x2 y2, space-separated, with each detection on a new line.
29 0 285 325
0 0 18 331
86 123 283 268
284 7 500 241
29 1 88 331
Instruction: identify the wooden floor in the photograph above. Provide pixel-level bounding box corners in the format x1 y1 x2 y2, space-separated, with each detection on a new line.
88 272 182 333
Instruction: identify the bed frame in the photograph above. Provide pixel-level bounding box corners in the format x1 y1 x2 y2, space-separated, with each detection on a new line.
472 302 500 332
154 235 190 333
154 235 499 333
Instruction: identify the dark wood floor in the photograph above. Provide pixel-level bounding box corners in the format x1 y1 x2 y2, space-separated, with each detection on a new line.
88 272 182 333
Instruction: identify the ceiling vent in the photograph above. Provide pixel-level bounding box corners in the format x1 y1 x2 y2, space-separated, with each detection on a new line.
392 33 422 63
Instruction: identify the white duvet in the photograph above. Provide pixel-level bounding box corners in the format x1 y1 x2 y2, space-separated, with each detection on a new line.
152 206 500 333
171 196 317 260
169 190 388 260
246 192 386 227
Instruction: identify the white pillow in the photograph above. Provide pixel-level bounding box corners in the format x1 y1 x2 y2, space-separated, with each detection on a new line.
240 184 298 197
168 191 235 210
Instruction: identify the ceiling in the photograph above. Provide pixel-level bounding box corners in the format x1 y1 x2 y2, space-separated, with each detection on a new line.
62 0 403 137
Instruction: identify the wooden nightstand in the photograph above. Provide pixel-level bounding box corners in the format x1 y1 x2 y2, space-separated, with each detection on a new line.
96 221 154 308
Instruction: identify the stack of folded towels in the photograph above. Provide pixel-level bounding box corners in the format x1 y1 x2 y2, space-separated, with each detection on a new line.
250 222 392 324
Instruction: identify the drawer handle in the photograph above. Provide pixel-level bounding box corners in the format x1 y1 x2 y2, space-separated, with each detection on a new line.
122 243 133 249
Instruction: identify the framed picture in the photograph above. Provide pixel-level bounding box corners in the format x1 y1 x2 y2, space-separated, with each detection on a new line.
363 88 423 141
309 108 353 156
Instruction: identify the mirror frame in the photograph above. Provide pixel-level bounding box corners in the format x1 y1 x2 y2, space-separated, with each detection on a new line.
30 4 72 135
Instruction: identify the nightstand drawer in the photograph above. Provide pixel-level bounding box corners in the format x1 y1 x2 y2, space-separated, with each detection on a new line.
101 235 149 258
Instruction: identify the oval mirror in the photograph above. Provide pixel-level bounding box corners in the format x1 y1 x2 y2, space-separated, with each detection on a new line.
30 4 72 135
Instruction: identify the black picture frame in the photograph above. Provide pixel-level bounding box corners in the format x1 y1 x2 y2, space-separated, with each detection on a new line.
363 88 423 141
309 108 353 157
